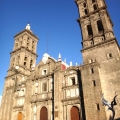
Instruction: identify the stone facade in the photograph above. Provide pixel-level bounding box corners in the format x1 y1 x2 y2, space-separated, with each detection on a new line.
0 0 120 120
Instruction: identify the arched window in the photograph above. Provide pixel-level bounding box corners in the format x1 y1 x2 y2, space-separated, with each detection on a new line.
24 56 27 66
96 103 100 110
30 60 33 68
17 55 20 64
84 9 88 15
11 57 15 67
92 0 96 3
18 112 22 120
83 3 86 8
92 80 96 86
91 68 94 74
93 4 97 10
24 56 27 61
40 107 48 120
71 106 80 120
97 20 104 32
87 25 93 36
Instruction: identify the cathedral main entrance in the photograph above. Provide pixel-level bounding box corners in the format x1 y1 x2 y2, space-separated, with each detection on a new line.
40 107 48 120
18 112 22 120
71 106 80 120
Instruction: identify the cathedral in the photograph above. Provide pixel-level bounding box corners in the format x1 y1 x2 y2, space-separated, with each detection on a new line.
0 0 120 120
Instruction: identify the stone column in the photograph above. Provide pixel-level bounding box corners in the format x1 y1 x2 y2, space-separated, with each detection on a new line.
80 21 87 40
99 10 108 32
66 105 68 120
32 105 37 120
90 15 98 36
63 104 66 120
104 13 113 31
38 81 40 94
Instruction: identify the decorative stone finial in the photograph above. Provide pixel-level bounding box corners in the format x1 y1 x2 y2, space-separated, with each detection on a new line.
64 58 66 63
76 63 78 66
26 23 30 30
70 61 72 66
58 53 62 61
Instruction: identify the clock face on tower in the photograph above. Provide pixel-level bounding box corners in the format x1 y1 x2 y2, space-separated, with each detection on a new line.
15 66 19 70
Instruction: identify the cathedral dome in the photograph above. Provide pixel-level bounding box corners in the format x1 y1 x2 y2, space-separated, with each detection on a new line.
42 53 50 64
43 53 50 58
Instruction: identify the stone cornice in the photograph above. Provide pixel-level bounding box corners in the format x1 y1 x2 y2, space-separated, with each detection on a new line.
30 72 54 81
14 29 39 40
77 6 107 22
62 84 79 89
5 72 29 79
10 46 38 57
61 96 80 102
81 38 119 53
30 97 53 103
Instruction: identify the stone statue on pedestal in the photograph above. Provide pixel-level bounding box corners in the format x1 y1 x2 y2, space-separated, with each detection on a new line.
101 94 117 120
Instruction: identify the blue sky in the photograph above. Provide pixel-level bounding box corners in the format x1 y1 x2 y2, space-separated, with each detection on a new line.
0 0 120 96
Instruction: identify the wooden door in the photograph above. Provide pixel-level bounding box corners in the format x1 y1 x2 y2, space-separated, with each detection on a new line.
18 112 22 120
40 107 48 120
71 106 80 120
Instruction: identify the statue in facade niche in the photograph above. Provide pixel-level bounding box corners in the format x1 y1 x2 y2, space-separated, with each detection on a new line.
101 94 117 120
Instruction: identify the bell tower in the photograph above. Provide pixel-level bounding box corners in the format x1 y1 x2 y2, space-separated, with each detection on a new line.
75 0 120 119
76 0 115 50
0 24 39 120
10 24 38 70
